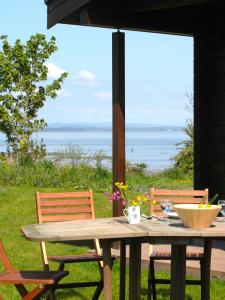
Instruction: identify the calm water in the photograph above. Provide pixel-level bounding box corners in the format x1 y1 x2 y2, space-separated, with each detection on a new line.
0 125 186 171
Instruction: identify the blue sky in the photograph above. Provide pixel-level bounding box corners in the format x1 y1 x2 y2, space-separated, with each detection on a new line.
0 1 193 125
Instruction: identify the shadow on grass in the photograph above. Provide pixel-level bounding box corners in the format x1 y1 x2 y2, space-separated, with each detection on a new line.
141 287 193 300
49 240 93 248
55 288 94 300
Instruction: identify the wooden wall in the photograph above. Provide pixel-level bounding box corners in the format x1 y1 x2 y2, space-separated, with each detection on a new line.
194 30 225 198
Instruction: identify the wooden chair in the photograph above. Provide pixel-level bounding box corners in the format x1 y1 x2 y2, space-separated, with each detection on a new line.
148 188 209 300
36 190 105 300
0 240 68 300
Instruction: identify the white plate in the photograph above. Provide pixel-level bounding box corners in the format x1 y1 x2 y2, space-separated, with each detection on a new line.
167 212 179 219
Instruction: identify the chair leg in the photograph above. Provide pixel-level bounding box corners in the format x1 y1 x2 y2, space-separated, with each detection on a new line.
58 262 65 271
48 289 56 300
200 259 203 299
46 262 64 300
92 281 103 300
22 285 47 300
147 260 151 300
149 259 157 300
15 284 29 297
148 259 157 300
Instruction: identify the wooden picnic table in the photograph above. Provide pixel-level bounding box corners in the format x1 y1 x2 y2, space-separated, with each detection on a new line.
21 217 225 300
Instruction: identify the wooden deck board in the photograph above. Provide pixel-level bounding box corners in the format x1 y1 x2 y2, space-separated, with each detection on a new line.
112 241 225 279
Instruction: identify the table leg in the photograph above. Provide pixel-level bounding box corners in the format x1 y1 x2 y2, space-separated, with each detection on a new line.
102 241 113 300
170 244 186 300
201 238 212 300
129 239 141 300
120 240 126 300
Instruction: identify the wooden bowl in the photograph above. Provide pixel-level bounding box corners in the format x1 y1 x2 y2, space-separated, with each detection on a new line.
173 204 221 229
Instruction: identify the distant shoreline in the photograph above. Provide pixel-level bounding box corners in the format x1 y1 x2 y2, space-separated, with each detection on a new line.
42 124 184 132
0 125 186 171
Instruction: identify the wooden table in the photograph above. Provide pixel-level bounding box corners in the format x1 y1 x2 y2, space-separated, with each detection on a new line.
21 217 225 300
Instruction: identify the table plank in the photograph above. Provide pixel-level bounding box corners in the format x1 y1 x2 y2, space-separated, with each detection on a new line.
22 218 147 241
22 218 225 242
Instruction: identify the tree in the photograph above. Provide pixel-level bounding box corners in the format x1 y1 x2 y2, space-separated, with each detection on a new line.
172 94 193 173
0 34 68 159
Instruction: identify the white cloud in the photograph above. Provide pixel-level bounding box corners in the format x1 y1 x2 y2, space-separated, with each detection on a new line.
93 92 112 101
45 62 66 79
77 70 96 81
72 70 100 87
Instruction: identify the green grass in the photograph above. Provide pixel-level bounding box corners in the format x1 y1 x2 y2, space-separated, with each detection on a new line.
0 168 224 299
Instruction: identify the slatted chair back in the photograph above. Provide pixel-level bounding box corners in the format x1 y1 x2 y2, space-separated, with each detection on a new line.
36 190 102 269
148 188 209 299
150 188 208 215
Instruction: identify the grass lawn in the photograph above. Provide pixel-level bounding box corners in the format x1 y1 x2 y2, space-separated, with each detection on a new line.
0 183 225 299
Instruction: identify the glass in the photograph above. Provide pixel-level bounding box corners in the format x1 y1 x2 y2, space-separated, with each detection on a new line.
218 200 225 221
160 199 173 222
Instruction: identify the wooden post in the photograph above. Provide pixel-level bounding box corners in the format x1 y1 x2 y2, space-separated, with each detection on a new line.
170 244 186 300
201 239 212 300
112 31 125 217
194 29 225 198
129 239 141 300
102 241 113 300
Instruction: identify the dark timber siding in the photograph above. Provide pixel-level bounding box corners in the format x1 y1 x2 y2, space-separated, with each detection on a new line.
194 33 225 198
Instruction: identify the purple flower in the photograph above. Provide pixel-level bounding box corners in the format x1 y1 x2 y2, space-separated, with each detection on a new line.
122 199 126 206
112 191 120 201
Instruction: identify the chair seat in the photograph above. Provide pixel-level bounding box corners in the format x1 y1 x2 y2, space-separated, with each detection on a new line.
48 253 103 263
0 270 68 284
151 251 204 260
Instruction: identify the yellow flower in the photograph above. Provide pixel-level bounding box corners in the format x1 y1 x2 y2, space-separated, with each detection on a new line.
143 195 148 202
131 200 138 206
153 200 157 205
120 185 128 190
136 195 142 201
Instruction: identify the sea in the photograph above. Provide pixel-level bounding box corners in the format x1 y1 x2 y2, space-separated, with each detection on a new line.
0 124 186 172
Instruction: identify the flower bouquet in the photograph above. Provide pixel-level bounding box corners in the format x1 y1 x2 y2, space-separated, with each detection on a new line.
105 182 148 224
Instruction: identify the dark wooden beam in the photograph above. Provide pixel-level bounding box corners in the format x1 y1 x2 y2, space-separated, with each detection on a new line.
112 31 125 217
66 6 201 36
80 8 92 25
121 0 215 13
47 0 91 28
